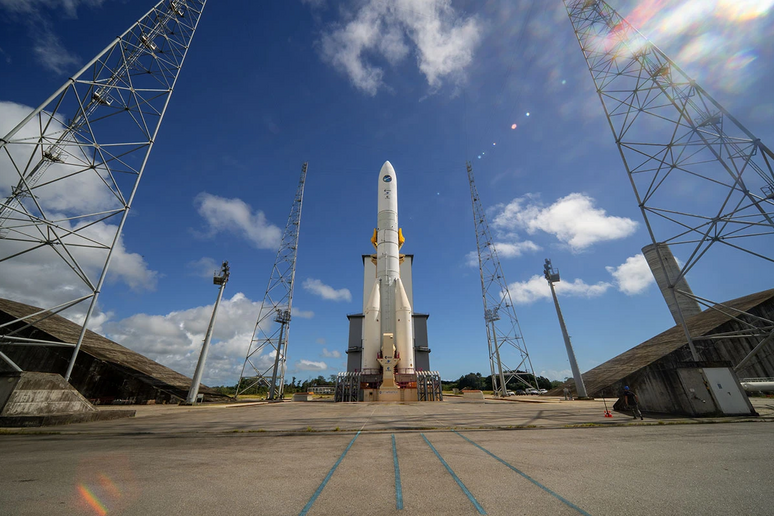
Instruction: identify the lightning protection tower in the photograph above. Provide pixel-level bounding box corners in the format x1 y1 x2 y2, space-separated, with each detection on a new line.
0 0 207 380
564 0 774 368
467 162 537 396
235 163 308 401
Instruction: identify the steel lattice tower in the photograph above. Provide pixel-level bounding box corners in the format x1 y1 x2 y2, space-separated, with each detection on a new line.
235 163 308 401
564 0 774 367
0 0 206 379
467 162 537 396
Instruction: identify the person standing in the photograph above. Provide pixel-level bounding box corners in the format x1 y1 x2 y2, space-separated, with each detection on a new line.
623 386 643 420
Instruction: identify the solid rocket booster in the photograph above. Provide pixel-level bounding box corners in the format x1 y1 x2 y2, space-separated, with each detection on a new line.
362 161 414 374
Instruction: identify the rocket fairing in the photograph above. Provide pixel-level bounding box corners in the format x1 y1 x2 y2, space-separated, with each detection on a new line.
362 161 415 375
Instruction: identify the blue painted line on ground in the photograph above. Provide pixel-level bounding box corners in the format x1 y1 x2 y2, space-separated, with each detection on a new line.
392 434 404 510
299 430 361 516
453 430 592 516
421 433 487 515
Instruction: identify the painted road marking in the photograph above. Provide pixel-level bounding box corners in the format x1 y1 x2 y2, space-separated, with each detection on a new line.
299 431 361 516
421 433 487 515
453 431 591 516
392 434 404 510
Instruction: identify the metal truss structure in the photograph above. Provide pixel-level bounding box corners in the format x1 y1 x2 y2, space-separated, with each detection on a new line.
235 163 308 401
333 371 442 402
564 0 774 368
466 162 537 396
0 0 207 379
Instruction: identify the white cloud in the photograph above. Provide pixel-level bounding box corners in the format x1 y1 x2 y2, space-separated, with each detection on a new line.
321 348 341 358
492 193 638 252
507 274 612 305
465 239 540 266
105 292 272 386
606 253 655 295
32 30 79 74
0 0 105 17
318 0 481 94
0 101 121 214
303 278 352 302
0 218 158 316
291 307 315 319
0 1 106 72
187 257 220 278
539 369 573 382
295 359 328 371
194 193 282 250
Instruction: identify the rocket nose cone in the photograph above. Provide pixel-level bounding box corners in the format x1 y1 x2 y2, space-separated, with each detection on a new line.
380 161 396 185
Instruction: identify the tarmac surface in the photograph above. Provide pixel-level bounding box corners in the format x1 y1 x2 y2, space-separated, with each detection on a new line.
2 396 773 515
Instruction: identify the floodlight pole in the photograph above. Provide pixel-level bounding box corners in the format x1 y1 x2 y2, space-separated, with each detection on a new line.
544 259 587 398
186 261 230 404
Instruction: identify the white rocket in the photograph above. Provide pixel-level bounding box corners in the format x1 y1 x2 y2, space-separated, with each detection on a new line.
362 161 415 376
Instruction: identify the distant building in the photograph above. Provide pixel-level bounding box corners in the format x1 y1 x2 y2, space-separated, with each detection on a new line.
308 385 333 394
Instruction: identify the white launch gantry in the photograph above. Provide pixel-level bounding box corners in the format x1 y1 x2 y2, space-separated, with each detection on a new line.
466 162 537 397
235 163 308 401
0 0 207 380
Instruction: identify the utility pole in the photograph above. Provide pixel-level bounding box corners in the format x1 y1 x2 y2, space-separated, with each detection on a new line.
466 162 537 396
544 259 587 398
186 261 230 405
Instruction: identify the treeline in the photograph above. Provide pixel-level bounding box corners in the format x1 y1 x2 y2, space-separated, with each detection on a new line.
213 375 338 396
442 372 561 391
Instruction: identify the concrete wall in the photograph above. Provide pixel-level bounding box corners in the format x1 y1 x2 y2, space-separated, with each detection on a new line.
0 371 96 416
610 362 756 417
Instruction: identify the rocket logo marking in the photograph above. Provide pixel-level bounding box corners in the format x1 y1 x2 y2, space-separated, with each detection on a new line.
383 175 392 182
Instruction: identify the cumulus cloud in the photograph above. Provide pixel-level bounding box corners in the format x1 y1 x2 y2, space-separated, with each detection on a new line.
540 369 573 382
318 0 482 94
321 348 341 358
606 253 655 295
295 359 328 371
105 292 279 386
465 238 541 266
303 278 352 302
291 307 315 319
0 217 158 320
195 193 282 250
492 193 638 252
507 274 612 305
187 257 221 278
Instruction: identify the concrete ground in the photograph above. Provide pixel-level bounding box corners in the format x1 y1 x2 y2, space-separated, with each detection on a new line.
2 396 773 515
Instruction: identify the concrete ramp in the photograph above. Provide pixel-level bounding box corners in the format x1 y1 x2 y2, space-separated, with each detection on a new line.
0 372 134 427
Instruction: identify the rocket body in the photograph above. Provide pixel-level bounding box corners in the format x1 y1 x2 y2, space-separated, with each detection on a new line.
362 161 414 374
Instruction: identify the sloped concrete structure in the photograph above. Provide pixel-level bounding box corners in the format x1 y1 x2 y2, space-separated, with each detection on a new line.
551 289 774 416
0 298 229 404
0 371 135 427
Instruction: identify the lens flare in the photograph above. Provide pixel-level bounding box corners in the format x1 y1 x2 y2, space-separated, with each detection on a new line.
511 124 517 129
717 0 774 21
78 485 107 516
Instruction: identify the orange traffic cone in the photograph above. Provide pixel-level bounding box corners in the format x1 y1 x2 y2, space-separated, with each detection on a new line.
603 398 613 418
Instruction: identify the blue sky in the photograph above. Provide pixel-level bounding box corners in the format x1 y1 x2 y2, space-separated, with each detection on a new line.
1 0 773 386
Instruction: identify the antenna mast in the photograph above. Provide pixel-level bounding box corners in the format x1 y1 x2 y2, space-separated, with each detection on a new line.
0 0 207 380
235 163 308 401
564 0 774 369
467 162 537 396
